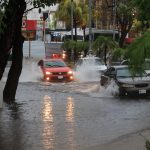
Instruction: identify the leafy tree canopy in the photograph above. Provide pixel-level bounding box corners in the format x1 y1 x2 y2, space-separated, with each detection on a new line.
134 0 150 21
125 31 150 72
0 0 62 11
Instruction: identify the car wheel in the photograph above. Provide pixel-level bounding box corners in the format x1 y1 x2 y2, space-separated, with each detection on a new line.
119 88 126 96
100 79 103 86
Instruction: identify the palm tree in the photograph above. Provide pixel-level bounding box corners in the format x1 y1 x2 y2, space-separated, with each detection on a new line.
55 0 88 41
92 36 117 65
78 2 88 41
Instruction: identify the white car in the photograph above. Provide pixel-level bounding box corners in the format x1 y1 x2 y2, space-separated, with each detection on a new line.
74 57 107 81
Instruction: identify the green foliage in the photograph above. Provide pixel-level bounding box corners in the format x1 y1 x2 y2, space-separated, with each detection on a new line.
55 0 88 30
62 40 88 61
134 0 150 21
92 36 118 57
112 48 126 61
28 0 61 8
124 31 150 73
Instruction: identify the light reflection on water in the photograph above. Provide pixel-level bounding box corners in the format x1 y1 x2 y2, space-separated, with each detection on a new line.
42 95 77 150
66 96 74 123
66 96 76 150
42 95 55 150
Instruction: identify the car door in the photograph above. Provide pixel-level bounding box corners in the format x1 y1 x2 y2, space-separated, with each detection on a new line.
100 67 116 86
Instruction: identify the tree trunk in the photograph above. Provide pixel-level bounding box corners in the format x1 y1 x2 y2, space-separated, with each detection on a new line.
0 0 18 80
119 31 127 48
3 36 24 103
3 0 26 103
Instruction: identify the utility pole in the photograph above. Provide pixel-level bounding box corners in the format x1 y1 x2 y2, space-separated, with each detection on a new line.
88 0 92 53
113 0 116 40
71 0 73 41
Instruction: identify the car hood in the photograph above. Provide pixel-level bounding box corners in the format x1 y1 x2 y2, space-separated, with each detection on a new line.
76 65 107 71
43 67 72 72
117 76 150 84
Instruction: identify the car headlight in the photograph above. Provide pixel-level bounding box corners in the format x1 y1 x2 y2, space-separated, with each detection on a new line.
67 70 73 75
45 71 52 75
121 83 134 88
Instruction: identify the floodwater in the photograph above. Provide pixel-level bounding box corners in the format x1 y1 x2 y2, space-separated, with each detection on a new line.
1 52 150 149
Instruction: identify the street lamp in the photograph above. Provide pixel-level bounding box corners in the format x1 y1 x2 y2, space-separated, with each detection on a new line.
88 0 92 54
71 0 73 41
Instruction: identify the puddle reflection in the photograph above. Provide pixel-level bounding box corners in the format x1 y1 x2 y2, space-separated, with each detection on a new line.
42 95 55 150
66 96 74 123
66 96 76 150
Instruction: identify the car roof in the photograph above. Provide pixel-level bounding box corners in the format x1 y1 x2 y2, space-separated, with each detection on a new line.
110 65 128 69
79 57 102 60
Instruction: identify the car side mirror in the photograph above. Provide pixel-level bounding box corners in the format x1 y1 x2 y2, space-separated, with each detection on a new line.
38 60 43 66
109 73 116 78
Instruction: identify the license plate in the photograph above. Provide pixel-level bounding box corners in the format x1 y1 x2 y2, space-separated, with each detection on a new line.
58 76 63 79
139 89 146 94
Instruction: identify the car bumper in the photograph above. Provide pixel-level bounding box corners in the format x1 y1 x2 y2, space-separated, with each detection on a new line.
120 87 150 96
44 75 74 82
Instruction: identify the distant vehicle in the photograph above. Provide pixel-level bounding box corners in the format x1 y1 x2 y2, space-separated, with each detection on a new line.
38 59 74 82
74 57 106 72
74 57 107 81
100 65 150 96
45 42 66 59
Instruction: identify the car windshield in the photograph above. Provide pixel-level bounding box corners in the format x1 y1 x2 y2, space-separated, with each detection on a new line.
116 67 146 78
44 60 67 67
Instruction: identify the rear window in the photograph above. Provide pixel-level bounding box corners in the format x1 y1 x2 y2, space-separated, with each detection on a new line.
44 60 67 67
117 67 147 78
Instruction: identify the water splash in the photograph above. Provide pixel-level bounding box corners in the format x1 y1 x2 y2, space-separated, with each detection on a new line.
87 80 119 98
19 58 43 82
74 56 106 82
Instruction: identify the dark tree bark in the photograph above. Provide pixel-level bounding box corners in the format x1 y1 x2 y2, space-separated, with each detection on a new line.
2 0 26 103
117 14 133 48
0 0 18 79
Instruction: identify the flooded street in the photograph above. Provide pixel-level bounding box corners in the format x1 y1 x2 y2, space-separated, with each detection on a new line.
0 43 150 150
1 80 150 149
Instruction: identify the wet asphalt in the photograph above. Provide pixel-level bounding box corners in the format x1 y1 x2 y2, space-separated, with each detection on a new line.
0 81 150 150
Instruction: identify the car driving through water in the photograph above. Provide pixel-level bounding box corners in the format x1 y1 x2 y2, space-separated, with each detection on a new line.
38 58 74 82
100 65 150 97
74 56 107 81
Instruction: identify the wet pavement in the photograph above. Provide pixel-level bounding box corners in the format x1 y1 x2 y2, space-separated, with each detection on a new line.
0 81 150 150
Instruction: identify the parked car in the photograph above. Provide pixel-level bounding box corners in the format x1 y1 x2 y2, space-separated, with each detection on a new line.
100 65 150 96
38 58 74 82
74 57 107 81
